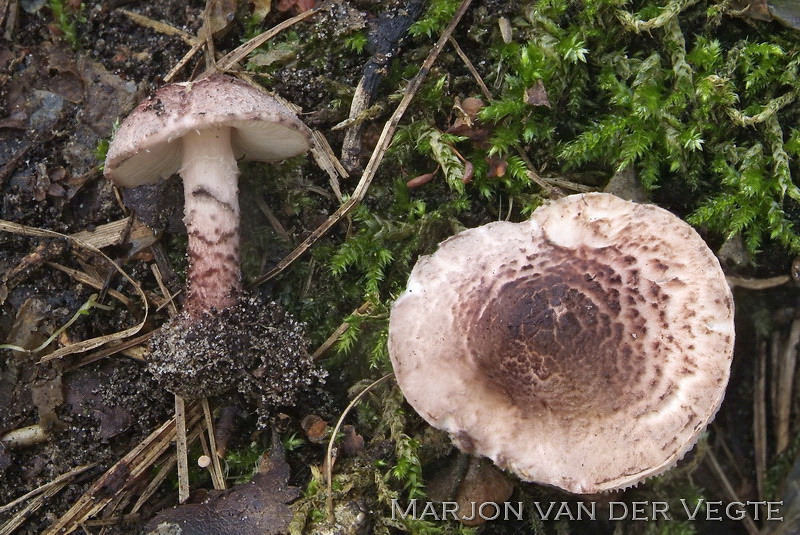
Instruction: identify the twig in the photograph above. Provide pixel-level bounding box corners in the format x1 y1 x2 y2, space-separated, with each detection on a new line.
130 453 176 514
1 0 18 41
119 9 197 46
201 398 226 490
65 329 156 371
447 32 556 194
448 36 491 99
248 0 475 289
326 374 393 522
776 318 800 455
151 263 178 317
726 275 791 290
44 405 202 534
0 482 69 535
311 301 371 360
0 464 95 516
340 0 424 172
209 7 319 75
175 395 190 504
164 40 206 83
754 339 767 501
48 262 132 308
706 448 760 535
0 219 148 362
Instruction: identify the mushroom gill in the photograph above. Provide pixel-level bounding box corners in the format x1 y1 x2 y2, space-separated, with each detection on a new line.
388 192 735 494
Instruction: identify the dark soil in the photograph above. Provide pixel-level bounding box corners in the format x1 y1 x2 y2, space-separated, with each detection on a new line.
0 0 340 533
1 1 799 535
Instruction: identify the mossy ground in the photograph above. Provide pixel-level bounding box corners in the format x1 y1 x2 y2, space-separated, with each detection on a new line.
2 0 800 534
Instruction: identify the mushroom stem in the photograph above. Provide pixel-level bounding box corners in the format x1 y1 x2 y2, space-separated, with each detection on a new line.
180 126 242 317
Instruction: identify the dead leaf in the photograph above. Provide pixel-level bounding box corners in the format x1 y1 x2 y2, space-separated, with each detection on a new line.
770 0 800 29
200 0 239 38
301 414 328 443
275 0 316 14
427 456 514 527
31 375 65 431
525 79 551 107
341 425 364 457
145 440 299 535
250 0 271 23
407 170 438 188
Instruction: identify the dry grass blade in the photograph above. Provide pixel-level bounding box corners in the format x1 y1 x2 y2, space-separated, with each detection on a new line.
311 301 371 360
47 262 132 308
326 374 392 522
706 448 760 535
0 482 69 535
209 6 320 74
249 0 476 289
776 318 800 454
0 219 148 362
175 395 190 504
0 464 95 517
754 339 768 501
119 9 197 45
201 398 226 490
43 405 203 535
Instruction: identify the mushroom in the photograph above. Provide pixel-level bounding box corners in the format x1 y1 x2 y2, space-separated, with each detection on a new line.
104 74 324 401
388 192 735 494
104 73 312 317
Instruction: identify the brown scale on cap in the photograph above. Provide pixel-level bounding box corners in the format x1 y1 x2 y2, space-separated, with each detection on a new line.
388 192 735 494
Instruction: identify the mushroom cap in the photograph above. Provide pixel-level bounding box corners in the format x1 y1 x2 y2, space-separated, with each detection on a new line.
388 192 735 494
104 74 312 187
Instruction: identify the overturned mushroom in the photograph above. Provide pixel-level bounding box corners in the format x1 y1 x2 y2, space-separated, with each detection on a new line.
104 74 323 401
388 192 735 494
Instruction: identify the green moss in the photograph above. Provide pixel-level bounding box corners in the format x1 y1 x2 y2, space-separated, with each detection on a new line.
390 0 800 257
410 0 462 38
49 0 85 49
233 2 800 532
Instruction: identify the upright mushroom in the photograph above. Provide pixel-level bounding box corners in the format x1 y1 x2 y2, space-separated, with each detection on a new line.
104 74 324 401
105 73 311 317
388 192 735 494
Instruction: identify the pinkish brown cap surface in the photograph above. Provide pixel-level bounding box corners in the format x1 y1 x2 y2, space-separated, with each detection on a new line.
104 74 312 187
388 192 735 494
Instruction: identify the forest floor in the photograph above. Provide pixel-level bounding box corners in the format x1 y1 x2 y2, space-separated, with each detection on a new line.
2 1 800 534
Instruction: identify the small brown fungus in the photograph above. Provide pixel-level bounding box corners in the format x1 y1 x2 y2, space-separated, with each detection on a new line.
104 74 324 402
388 192 735 494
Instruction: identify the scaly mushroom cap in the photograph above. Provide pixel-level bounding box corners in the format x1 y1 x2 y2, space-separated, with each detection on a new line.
388 192 735 494
104 74 312 187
